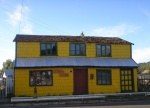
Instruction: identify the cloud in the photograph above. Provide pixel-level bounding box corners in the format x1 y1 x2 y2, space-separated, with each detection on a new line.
92 24 140 37
7 5 33 34
133 47 150 63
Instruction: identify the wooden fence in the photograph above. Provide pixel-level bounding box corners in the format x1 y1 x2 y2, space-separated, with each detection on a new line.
138 74 150 92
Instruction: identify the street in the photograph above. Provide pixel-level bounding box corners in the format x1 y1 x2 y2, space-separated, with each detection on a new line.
0 100 150 108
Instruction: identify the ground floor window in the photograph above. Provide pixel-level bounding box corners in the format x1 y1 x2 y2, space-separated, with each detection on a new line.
30 70 53 86
96 70 111 85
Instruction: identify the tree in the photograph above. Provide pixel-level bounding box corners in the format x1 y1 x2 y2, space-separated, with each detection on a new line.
0 69 2 73
1 59 13 73
138 61 150 74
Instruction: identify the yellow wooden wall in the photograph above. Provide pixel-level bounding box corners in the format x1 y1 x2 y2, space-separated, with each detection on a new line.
17 42 40 57
133 68 138 92
14 67 138 96
58 42 69 57
15 68 73 96
111 44 131 58
88 68 121 94
16 42 131 58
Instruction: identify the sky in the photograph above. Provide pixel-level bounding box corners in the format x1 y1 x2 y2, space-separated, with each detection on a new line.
0 0 150 69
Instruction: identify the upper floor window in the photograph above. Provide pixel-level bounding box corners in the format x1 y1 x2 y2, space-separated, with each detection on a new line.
40 43 57 56
70 43 86 56
96 44 111 57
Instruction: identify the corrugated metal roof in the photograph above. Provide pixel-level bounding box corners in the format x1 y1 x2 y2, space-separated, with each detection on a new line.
13 34 133 45
15 57 138 68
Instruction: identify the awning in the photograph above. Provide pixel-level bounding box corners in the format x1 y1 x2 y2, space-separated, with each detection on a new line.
15 57 138 68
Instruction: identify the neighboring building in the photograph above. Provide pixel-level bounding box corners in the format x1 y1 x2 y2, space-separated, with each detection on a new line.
3 69 14 96
13 34 138 97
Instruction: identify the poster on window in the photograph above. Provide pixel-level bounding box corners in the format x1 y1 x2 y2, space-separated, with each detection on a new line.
30 70 53 86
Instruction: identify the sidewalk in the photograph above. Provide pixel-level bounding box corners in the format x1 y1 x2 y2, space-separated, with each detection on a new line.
11 94 106 102
0 92 150 107
1 95 106 107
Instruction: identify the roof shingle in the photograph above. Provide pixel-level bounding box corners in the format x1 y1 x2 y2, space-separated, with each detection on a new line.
13 34 133 44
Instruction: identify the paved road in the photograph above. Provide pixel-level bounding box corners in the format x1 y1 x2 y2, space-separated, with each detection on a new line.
0 100 150 108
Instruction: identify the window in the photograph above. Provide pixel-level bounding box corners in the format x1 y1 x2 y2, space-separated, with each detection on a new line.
96 44 111 57
70 43 86 56
97 70 111 85
30 70 53 86
40 43 57 56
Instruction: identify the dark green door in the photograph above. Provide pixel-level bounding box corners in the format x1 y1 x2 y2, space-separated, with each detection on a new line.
120 69 134 92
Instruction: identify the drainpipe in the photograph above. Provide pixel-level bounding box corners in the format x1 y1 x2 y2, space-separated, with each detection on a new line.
34 85 37 98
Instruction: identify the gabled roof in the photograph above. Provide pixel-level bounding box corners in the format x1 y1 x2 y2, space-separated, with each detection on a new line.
15 57 138 68
13 34 133 45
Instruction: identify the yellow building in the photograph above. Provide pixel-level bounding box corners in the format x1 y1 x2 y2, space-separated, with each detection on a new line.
13 34 138 97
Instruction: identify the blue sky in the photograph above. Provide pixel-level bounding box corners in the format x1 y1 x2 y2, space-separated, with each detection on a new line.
0 0 150 68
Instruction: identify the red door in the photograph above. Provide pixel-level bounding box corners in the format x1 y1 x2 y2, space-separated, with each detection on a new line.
73 69 88 95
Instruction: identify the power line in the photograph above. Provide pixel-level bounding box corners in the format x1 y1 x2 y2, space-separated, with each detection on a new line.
0 0 71 35
19 0 24 33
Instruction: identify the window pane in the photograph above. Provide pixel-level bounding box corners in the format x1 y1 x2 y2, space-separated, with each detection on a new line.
47 44 51 55
70 44 75 50
106 45 111 56
76 50 80 54
36 72 41 85
98 80 101 84
70 44 75 55
96 45 101 56
46 71 52 85
76 44 80 50
80 44 85 51
71 51 75 55
41 44 46 55
52 44 57 55
30 72 37 86
102 72 105 76
76 44 80 54
102 79 106 84
102 46 106 56
80 44 85 55
107 80 111 84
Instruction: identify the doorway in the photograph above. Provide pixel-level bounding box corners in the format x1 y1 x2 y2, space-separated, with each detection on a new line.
73 69 88 95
